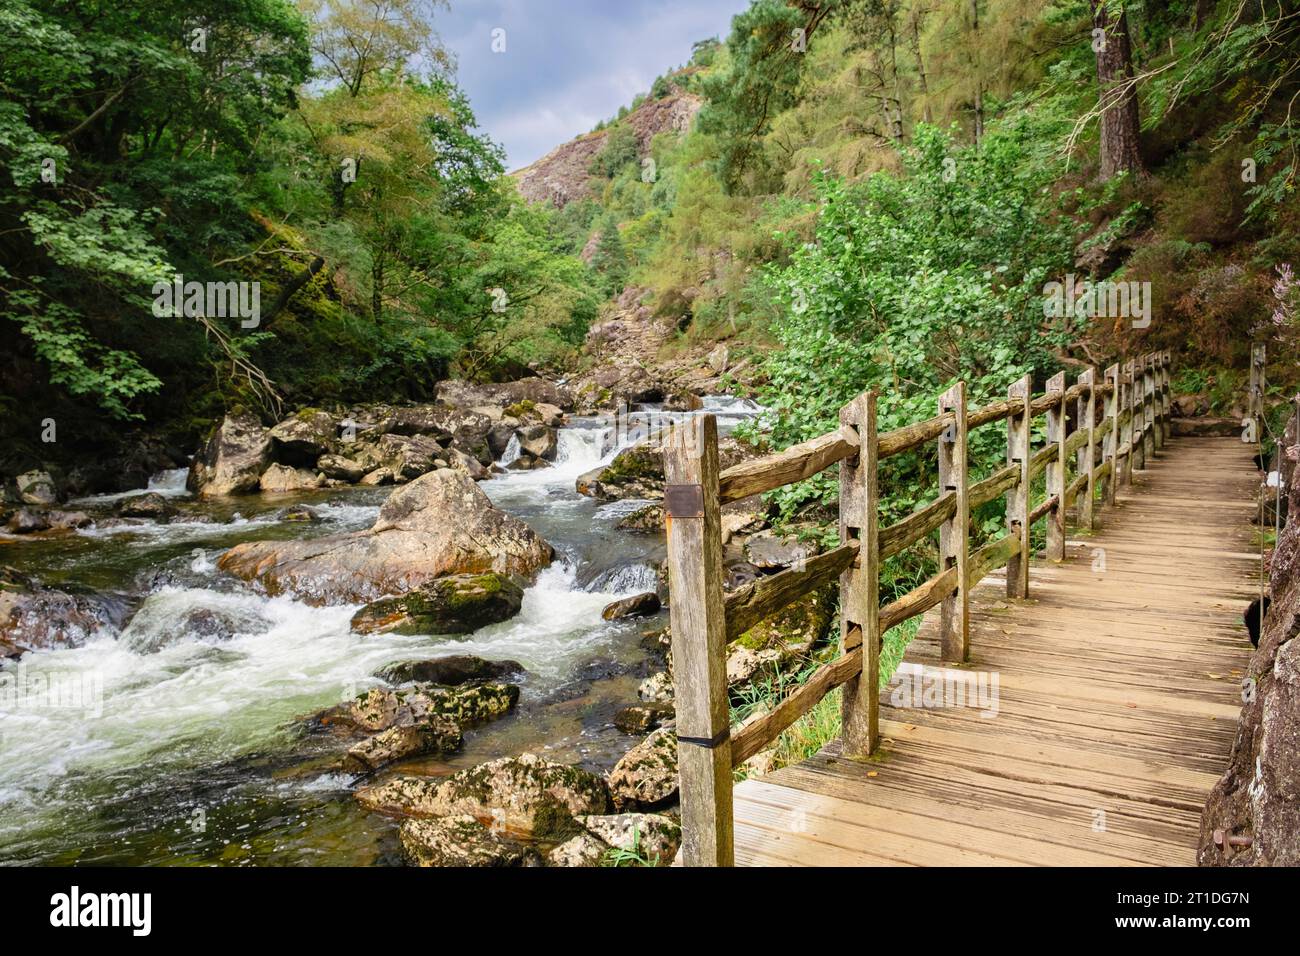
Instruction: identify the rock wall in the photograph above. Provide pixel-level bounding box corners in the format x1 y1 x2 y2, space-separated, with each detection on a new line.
1199 405 1300 865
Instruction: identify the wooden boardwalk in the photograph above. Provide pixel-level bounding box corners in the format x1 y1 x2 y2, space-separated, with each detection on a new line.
733 435 1260 866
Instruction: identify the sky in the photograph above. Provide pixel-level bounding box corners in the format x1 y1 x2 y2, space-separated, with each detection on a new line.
434 0 750 170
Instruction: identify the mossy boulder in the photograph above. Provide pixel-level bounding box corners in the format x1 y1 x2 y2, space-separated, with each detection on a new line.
607 726 679 811
374 654 524 687
188 410 272 498
350 572 524 635
268 408 337 464
339 682 520 732
357 754 612 840
114 492 175 522
343 715 463 772
400 815 539 867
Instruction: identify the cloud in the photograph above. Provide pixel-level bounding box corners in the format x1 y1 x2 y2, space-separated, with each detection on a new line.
436 0 748 169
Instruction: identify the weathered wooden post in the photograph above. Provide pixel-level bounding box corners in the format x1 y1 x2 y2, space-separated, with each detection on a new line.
839 392 879 755
1045 371 1066 561
1142 355 1156 460
1151 354 1165 451
1161 351 1173 440
1103 363 1120 506
1130 356 1146 473
1077 367 1097 531
937 381 969 662
1121 360 1136 486
1006 374 1032 598
1249 343 1266 446
663 414 732 866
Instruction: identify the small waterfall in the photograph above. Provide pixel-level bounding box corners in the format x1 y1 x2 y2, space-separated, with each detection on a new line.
499 434 521 467
556 427 612 467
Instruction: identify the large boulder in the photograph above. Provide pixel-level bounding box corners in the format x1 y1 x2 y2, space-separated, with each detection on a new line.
16 470 58 506
317 454 368 482
188 410 273 498
0 570 130 655
216 470 554 605
114 492 176 522
1199 425 1300 865
356 754 612 839
374 655 524 687
350 573 524 635
437 377 573 412
329 682 519 733
607 726 679 811
515 424 558 461
400 816 538 867
267 409 337 464
602 591 661 621
577 812 681 864
354 434 445 481
259 463 323 493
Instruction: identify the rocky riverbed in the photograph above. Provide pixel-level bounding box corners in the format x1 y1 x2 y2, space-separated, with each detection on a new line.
0 373 837 866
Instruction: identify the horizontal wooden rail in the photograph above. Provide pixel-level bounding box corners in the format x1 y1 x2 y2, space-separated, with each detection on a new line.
969 462 1020 509
1029 493 1059 525
730 632 863 766
879 492 957 560
718 426 858 504
723 541 860 642
878 411 954 460
967 533 1021 585
879 565 958 632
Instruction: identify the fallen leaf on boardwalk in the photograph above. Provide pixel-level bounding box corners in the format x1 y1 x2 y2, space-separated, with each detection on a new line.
867 771 878 778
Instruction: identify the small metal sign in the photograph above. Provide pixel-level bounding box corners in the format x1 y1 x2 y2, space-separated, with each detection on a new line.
664 483 704 518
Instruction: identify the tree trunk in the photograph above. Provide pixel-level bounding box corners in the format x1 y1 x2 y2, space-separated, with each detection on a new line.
970 0 983 145
1090 1 1144 179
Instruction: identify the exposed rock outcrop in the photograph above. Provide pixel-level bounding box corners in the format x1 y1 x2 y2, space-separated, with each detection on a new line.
217 470 553 605
1199 420 1300 865
188 410 273 498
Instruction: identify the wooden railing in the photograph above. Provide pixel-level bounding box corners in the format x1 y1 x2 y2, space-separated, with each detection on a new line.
663 351 1174 866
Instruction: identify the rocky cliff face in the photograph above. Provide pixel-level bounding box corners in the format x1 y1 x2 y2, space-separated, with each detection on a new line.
1199 406 1300 865
513 90 702 209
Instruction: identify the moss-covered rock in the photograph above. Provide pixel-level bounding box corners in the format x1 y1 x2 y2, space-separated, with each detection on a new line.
727 585 836 687
607 726 679 811
400 815 538 867
342 682 520 732
350 572 524 635
343 715 463 772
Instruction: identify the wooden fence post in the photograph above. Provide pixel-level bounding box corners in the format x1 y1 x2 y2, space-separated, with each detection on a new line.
1103 363 1119 506
1151 354 1165 451
1131 356 1146 473
1045 371 1066 561
938 381 969 662
839 392 879 756
1249 343 1267 444
1122 360 1136 486
1142 355 1156 460
1077 367 1097 531
1006 374 1032 598
663 414 733 867
1162 351 1173 439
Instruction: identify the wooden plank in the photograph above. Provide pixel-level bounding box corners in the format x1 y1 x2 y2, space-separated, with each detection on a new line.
1029 493 1059 525
879 491 955 560
724 541 859 642
663 414 732 866
937 381 969 661
717 426 858 504
879 410 953 460
969 462 1019 510
839 392 879 756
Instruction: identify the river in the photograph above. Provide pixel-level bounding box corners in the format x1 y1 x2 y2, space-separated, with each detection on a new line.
0 398 760 864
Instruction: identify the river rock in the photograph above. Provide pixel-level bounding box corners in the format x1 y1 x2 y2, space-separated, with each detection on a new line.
374 655 524 687
45 510 92 531
350 572 524 635
216 470 554 605
268 409 337 464
637 670 674 702
275 504 321 523
344 715 463 772
614 702 674 735
114 492 176 521
317 454 368 482
515 424 558 461
577 812 681 864
400 815 537 867
357 433 445 481
616 504 664 533
340 682 519 732
259 463 323 493
357 754 611 839
6 508 50 534
547 832 610 867
607 727 679 811
188 410 273 497
437 377 573 412
0 575 130 653
16 470 58 506
602 592 661 621
358 466 395 486
446 447 488 480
